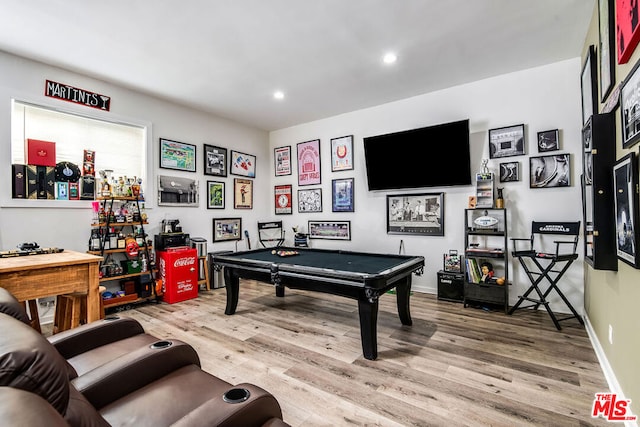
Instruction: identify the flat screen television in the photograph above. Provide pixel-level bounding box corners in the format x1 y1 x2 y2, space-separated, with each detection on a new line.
363 119 471 191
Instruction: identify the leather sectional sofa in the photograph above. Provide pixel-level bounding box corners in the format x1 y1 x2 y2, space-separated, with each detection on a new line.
0 287 290 426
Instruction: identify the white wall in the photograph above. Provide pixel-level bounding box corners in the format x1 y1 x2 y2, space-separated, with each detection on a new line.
269 58 585 313
0 51 270 267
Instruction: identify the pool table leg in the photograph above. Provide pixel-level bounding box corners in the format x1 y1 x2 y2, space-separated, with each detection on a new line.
395 277 413 326
358 298 379 360
224 268 240 315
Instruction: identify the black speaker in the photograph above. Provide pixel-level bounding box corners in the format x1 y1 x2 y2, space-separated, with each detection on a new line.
437 270 464 302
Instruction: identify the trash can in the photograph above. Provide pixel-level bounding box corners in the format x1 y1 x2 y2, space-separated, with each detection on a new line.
208 251 232 289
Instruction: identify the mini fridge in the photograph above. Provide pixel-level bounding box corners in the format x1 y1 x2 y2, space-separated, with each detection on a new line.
157 246 199 304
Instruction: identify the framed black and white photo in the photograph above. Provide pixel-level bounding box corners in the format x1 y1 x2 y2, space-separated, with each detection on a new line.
499 161 520 182
599 0 616 102
308 220 351 240
330 135 354 172
206 181 225 209
386 192 444 236
583 120 594 185
159 138 197 172
529 154 571 188
331 177 354 212
488 124 525 159
614 152 640 268
298 188 322 213
212 217 242 242
581 45 597 126
203 144 227 176
274 146 291 176
620 56 640 149
157 175 199 206
537 129 559 152
230 150 256 178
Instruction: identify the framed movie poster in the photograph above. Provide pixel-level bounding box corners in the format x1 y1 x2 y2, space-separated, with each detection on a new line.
599 0 615 101
537 129 559 152
529 154 571 188
331 178 354 212
274 146 291 176
159 138 196 172
206 181 225 209
297 139 321 186
620 57 640 149
274 184 293 215
488 124 525 159
230 150 256 178
613 152 640 268
298 188 322 213
386 192 444 236
616 0 640 64
233 178 253 209
308 220 351 240
581 46 597 127
499 161 520 183
203 144 227 176
212 218 242 242
330 135 354 172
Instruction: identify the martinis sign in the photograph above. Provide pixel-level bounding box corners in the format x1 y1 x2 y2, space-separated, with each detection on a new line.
45 80 111 111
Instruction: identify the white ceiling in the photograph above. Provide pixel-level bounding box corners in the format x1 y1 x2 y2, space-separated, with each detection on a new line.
0 0 595 131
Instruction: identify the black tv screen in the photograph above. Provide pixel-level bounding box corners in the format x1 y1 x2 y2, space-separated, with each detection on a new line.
363 119 471 190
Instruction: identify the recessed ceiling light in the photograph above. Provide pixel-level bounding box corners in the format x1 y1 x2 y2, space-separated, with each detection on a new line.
382 53 397 64
273 91 285 100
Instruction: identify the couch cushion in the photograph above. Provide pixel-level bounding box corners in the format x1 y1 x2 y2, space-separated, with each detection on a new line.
0 312 70 414
0 287 31 325
0 386 68 426
65 385 110 427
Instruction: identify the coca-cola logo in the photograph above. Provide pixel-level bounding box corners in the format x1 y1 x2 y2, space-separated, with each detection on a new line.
174 257 196 267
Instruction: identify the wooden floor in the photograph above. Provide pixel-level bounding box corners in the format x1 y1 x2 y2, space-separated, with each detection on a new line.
116 280 610 426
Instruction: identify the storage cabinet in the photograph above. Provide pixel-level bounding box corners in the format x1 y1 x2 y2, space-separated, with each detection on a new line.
88 196 159 309
475 173 494 208
582 113 617 270
463 208 509 312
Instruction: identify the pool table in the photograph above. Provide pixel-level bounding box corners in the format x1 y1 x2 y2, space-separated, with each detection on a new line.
211 247 424 360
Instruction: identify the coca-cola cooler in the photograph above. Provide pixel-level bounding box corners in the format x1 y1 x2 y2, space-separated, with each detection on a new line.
157 246 199 304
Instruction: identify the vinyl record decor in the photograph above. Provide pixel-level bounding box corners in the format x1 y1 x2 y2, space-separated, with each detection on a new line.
54 162 81 182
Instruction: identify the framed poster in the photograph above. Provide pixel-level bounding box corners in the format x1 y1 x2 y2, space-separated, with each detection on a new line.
330 135 354 172
206 180 225 209
537 129 559 152
529 154 571 188
230 150 256 178
581 45 597 127
599 0 616 101
158 175 199 206
386 192 444 236
332 177 354 212
159 138 196 172
274 184 293 215
203 144 227 176
308 220 351 240
212 217 242 242
620 57 640 149
499 161 520 183
274 145 292 176
233 178 253 209
298 188 322 213
488 124 525 159
297 139 321 186
616 0 640 64
613 152 640 268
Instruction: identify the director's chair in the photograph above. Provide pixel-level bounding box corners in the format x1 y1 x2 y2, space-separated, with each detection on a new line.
509 221 584 330
257 221 285 248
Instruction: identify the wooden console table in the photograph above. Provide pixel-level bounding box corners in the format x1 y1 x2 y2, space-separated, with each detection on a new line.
0 250 102 323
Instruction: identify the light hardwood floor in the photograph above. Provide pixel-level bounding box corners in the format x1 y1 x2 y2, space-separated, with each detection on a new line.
117 281 610 426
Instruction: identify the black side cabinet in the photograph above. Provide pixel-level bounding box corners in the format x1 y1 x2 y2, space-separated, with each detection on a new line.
437 270 464 302
582 113 617 271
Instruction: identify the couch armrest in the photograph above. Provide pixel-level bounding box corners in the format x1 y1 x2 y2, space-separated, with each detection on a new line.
0 387 69 427
73 339 200 409
48 316 145 359
171 383 287 427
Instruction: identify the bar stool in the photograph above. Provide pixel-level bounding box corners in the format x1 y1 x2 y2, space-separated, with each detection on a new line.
19 300 42 333
53 286 106 334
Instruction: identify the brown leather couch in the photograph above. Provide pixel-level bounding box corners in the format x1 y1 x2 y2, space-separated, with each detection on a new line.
0 288 290 427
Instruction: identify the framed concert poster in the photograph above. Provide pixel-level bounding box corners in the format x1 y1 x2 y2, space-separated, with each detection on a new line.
330 135 354 172
274 184 293 215
616 0 640 64
233 178 253 209
297 139 321 186
274 145 292 176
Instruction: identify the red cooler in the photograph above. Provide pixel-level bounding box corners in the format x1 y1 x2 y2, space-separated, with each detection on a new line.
157 246 198 304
